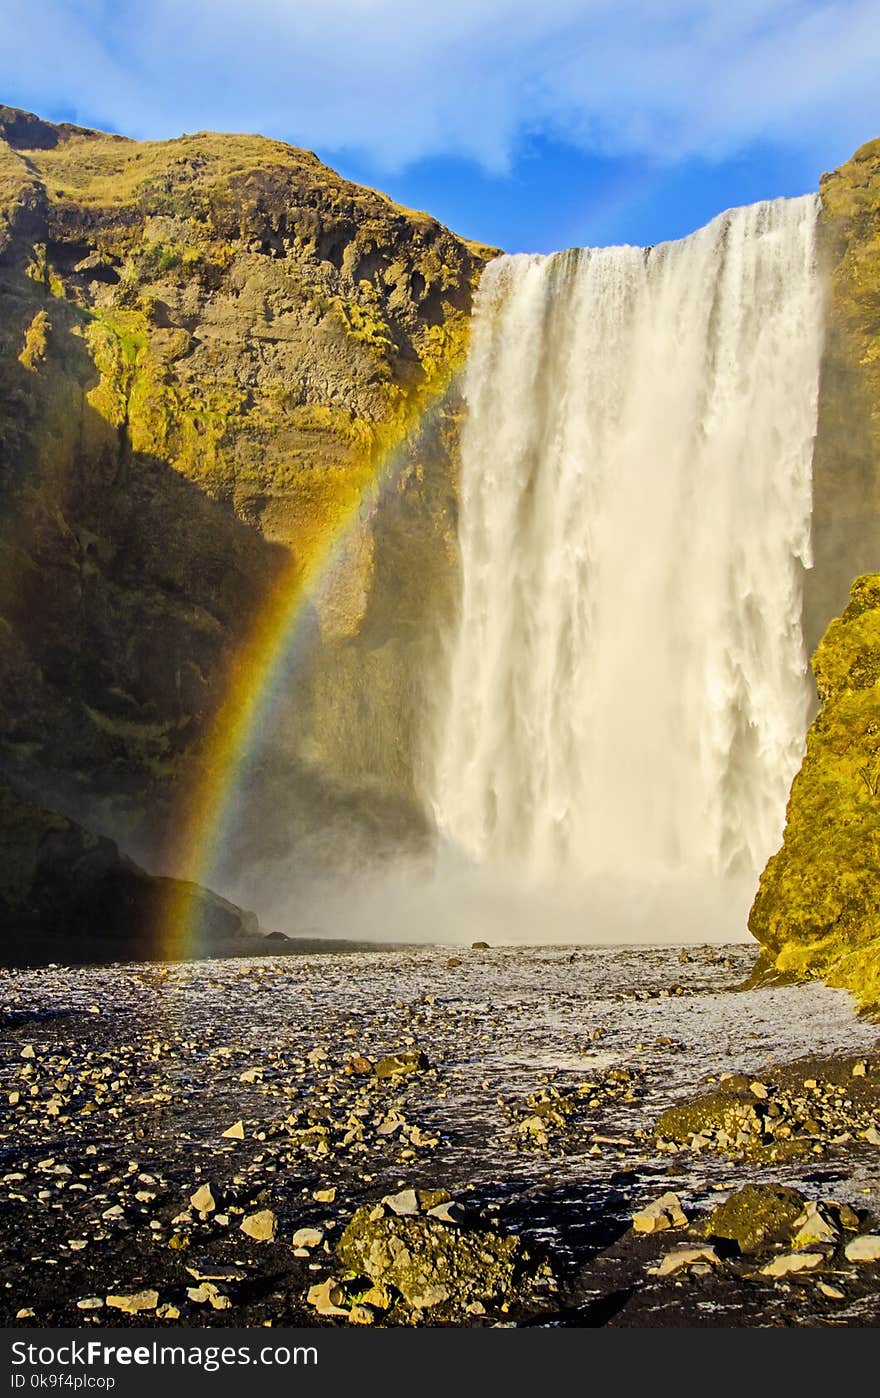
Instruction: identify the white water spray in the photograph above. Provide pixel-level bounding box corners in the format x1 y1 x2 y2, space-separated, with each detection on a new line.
429 197 823 924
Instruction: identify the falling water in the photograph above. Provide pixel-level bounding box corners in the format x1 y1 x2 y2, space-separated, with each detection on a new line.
430 197 823 915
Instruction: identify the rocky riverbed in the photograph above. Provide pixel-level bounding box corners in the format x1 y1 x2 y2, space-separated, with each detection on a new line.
1 943 879 1327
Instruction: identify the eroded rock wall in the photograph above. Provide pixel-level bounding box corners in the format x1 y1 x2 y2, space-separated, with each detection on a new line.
0 107 492 897
749 575 880 1011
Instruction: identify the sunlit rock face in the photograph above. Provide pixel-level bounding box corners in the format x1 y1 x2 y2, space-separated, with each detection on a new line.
749 574 880 1012
0 106 492 881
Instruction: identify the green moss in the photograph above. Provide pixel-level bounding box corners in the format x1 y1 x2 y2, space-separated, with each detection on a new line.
18 309 50 370
703 1185 806 1254
749 573 880 1011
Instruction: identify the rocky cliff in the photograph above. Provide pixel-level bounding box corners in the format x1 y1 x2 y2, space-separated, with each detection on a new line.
750 574 880 1012
2 103 879 958
805 138 880 651
0 106 494 928
0 777 273 962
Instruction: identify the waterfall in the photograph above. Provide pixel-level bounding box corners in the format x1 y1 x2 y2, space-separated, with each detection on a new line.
429 196 823 911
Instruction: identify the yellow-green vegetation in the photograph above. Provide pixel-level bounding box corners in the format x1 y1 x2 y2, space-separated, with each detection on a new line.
749 574 880 1011
0 103 495 869
18 309 50 370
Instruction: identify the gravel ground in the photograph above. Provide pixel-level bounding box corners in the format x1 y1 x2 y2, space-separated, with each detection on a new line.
1 943 878 1327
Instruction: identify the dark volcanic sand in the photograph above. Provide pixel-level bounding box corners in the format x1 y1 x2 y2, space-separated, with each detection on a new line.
1 943 878 1327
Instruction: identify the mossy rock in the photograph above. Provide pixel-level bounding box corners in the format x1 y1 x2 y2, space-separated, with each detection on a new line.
655 1086 763 1145
374 1048 430 1079
749 573 880 1012
336 1207 545 1317
703 1185 806 1255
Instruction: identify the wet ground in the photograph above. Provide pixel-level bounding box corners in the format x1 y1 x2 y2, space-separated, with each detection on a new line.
1 943 878 1327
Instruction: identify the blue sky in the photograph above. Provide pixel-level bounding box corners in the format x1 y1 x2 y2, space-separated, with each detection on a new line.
2 1 879 252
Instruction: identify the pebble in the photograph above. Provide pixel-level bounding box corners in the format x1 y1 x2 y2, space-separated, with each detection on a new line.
186 1283 231 1310
222 1120 245 1140
632 1192 687 1234
382 1188 420 1217
843 1234 880 1263
240 1209 277 1241
307 1279 348 1317
190 1184 216 1214
292 1228 324 1249
650 1246 720 1277
760 1252 823 1278
105 1290 159 1313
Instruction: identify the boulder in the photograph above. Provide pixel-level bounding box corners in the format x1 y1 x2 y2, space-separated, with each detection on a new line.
336 1206 548 1316
704 1184 806 1255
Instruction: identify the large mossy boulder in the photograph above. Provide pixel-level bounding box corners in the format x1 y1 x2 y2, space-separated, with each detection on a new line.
336 1205 548 1318
749 574 880 1010
703 1185 807 1255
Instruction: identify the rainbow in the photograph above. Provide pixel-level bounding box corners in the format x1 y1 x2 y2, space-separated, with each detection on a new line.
159 349 466 958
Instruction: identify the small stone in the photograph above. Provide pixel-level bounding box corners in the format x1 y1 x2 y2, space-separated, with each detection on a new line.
313 1187 336 1203
447 958 462 968
20 1046 35 1060
292 1227 324 1249
15 1309 34 1319
650 1246 720 1277
157 1303 181 1319
761 1252 823 1278
76 1298 103 1311
852 1061 867 1077
241 1209 277 1241
190 1184 216 1214
844 1234 880 1263
791 1202 839 1249
427 1201 464 1224
375 1050 430 1079
346 1056 374 1076
749 1082 769 1100
307 1279 348 1317
239 1068 261 1083
817 1282 845 1299
632 1192 688 1234
382 1188 420 1217
835 1202 861 1231
105 1290 159 1313
222 1120 245 1140
863 1126 880 1145
186 1283 231 1310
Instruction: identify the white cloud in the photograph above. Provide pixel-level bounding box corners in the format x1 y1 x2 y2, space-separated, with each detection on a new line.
1 1 878 169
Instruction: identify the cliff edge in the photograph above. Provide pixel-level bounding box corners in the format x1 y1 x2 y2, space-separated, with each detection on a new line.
750 574 880 1011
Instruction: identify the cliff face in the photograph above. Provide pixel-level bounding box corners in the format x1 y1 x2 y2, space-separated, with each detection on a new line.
0 777 269 962
749 575 880 1011
0 106 493 896
806 139 880 651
